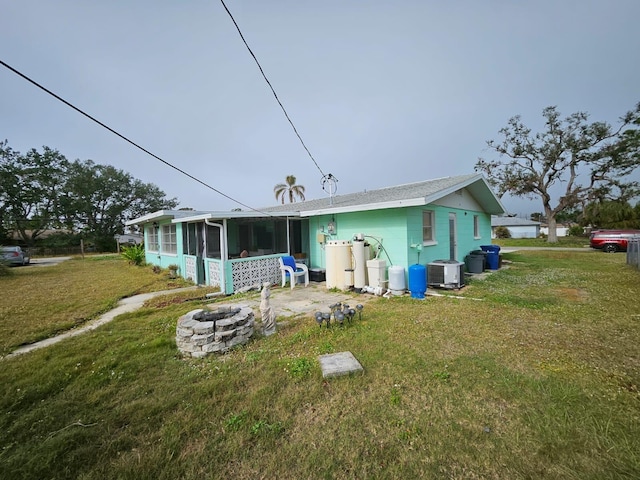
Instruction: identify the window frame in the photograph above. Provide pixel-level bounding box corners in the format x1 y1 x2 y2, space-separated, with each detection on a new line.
147 225 159 252
473 215 480 239
161 224 177 255
422 210 436 244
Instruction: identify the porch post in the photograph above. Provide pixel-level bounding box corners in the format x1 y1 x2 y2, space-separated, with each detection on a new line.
205 218 227 292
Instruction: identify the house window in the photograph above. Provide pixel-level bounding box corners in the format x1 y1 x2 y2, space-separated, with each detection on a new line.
473 215 480 238
147 225 159 252
422 210 435 243
161 224 177 254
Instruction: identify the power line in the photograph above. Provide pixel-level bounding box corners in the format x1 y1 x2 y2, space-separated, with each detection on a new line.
0 58 274 215
219 0 327 178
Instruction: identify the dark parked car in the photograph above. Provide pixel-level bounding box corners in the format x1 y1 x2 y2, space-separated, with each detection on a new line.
589 230 640 253
1 246 31 266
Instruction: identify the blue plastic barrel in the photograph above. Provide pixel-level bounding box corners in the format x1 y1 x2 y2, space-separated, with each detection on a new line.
408 264 427 299
480 245 500 270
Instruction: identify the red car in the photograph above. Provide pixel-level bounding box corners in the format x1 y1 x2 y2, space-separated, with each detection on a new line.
589 230 640 253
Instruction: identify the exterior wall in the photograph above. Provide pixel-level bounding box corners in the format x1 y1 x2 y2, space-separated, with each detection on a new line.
306 204 492 272
407 205 492 265
144 220 183 269
307 209 408 270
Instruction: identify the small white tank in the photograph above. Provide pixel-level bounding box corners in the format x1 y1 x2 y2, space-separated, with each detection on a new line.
388 265 406 295
366 259 387 288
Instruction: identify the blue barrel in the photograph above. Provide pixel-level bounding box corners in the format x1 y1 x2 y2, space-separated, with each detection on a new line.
480 245 500 270
408 264 427 299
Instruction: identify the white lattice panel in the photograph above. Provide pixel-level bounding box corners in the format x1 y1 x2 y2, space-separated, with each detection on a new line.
208 261 221 287
231 257 281 292
185 256 196 282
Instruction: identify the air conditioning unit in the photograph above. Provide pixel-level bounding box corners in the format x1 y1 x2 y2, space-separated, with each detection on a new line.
427 260 465 289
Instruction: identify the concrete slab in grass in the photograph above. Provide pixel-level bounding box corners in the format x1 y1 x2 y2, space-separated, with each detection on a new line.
318 351 363 378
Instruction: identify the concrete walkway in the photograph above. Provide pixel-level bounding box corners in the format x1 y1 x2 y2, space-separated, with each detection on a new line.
500 246 593 253
4 283 373 359
4 286 199 359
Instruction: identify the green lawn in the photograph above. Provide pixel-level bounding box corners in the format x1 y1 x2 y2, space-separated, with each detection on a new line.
0 255 202 356
494 236 591 248
0 251 638 479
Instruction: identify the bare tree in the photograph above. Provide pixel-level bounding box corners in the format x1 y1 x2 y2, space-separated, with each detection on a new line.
476 103 640 242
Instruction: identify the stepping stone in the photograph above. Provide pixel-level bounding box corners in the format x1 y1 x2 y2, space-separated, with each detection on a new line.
318 351 363 378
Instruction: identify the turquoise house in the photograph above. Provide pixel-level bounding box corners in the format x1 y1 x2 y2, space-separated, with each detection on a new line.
126 174 505 293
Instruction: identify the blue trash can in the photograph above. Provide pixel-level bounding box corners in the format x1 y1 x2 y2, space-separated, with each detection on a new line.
480 245 500 270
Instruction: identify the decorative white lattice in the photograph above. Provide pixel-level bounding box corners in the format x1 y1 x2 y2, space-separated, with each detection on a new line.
208 261 221 288
185 256 196 282
231 257 281 292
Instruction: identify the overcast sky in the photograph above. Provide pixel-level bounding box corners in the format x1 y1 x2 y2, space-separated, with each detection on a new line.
2 1 639 217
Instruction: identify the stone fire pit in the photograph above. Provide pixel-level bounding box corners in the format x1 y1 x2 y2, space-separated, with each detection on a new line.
176 304 255 358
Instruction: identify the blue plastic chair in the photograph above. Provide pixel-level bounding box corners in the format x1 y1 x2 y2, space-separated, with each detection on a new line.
278 256 309 290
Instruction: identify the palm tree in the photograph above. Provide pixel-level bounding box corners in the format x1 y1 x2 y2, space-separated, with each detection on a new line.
274 175 306 204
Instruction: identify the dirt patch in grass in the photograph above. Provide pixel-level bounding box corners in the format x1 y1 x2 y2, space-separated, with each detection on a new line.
556 287 589 302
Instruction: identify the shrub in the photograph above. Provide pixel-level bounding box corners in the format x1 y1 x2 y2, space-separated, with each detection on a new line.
0 261 13 277
494 226 511 239
168 264 179 278
121 243 146 266
568 225 585 236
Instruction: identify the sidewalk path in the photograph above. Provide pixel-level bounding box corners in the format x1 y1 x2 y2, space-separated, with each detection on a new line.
4 283 373 359
4 287 199 359
500 246 593 253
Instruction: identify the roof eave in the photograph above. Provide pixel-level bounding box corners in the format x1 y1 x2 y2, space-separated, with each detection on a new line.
172 211 301 223
300 198 426 216
125 210 178 226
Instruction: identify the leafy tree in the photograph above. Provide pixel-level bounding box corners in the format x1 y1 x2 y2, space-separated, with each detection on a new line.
274 175 306 204
582 200 639 229
0 141 69 245
567 225 585 236
0 141 178 250
476 103 640 242
494 226 511 239
555 208 582 225
59 160 178 250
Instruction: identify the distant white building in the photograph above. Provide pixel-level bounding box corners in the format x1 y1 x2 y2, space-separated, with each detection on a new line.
540 225 569 237
115 233 143 245
491 216 541 238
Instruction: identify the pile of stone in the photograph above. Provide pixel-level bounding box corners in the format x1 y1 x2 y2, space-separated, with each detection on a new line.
176 304 255 357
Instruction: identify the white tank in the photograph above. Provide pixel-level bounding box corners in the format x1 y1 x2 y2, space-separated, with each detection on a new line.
352 238 368 289
366 258 387 288
325 240 352 289
388 265 406 295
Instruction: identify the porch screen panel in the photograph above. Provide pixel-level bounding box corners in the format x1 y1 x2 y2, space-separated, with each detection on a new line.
206 224 221 259
275 219 288 253
184 223 198 255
